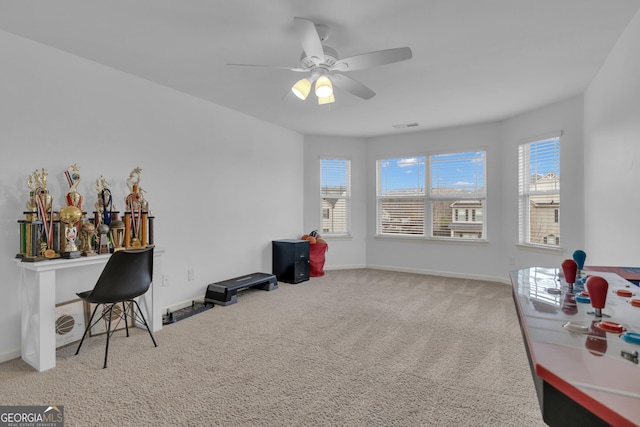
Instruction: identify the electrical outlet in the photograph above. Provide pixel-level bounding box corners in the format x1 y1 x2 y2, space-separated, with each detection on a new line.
509 257 516 266
163 274 170 287
188 268 195 281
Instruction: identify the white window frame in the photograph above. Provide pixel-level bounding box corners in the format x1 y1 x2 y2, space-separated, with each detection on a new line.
320 158 351 236
518 133 561 248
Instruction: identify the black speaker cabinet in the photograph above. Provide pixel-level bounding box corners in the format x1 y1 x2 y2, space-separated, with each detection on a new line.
272 239 310 284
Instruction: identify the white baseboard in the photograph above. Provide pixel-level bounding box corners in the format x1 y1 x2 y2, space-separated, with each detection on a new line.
0 347 21 365
363 264 510 285
324 264 367 271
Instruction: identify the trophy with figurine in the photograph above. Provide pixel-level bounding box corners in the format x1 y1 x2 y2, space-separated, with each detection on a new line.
59 205 83 257
18 168 59 261
80 221 97 256
60 164 84 258
64 164 83 209
94 176 118 254
123 167 154 248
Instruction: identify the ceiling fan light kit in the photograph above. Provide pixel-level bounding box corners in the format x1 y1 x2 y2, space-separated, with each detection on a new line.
314 75 333 98
292 74 334 104
292 78 312 100
230 17 412 105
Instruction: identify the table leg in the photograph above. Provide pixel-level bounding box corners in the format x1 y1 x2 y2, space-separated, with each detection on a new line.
21 269 56 371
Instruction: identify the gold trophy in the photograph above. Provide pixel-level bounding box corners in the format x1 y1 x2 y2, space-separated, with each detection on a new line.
124 167 149 248
19 168 57 260
59 205 82 258
80 222 97 256
26 168 51 213
97 223 111 254
109 219 126 252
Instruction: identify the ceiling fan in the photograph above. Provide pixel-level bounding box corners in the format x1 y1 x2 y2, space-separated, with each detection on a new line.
228 17 413 105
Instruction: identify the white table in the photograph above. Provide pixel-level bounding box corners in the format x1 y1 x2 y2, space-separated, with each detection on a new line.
12 248 164 371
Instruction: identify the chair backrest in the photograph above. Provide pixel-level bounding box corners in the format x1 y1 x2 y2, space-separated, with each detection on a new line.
87 247 154 303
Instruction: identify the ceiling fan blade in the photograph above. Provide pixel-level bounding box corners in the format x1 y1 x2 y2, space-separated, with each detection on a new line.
333 47 412 72
294 17 325 65
227 63 307 72
331 74 376 100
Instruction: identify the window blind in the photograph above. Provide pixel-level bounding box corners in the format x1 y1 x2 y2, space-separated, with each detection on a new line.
518 136 560 246
320 159 350 234
376 157 425 235
430 151 486 239
430 151 485 196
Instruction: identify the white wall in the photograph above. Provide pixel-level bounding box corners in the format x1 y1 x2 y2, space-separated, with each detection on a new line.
365 122 507 281
584 10 640 265
0 31 303 362
303 135 367 269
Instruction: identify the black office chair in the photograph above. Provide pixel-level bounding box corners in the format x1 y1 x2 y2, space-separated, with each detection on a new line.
75 247 158 368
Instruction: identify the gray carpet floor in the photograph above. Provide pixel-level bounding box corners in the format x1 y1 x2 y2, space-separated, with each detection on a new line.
0 269 545 426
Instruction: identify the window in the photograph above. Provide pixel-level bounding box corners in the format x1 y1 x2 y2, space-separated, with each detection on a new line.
376 157 425 235
320 159 350 235
518 135 560 247
430 151 485 239
376 151 485 239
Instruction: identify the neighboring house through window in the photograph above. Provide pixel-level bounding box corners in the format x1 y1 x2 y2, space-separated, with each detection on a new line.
377 156 425 235
376 150 486 240
431 151 485 239
518 134 561 247
320 158 350 235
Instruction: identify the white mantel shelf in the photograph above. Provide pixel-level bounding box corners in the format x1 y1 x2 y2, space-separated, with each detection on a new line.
14 253 114 271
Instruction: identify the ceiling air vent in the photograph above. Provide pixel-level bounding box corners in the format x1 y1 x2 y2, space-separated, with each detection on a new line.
392 123 419 129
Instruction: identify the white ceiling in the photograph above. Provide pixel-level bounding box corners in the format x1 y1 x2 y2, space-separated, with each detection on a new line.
1 1 639 138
